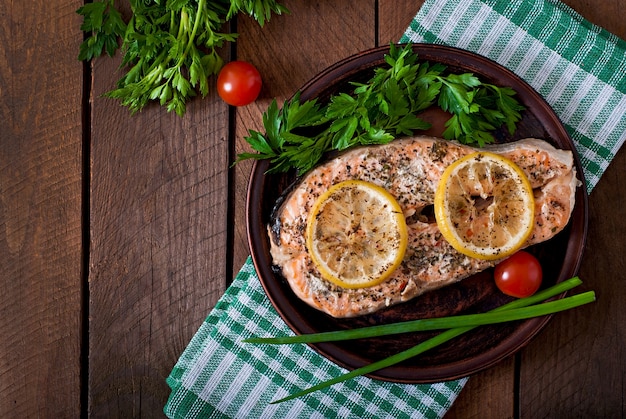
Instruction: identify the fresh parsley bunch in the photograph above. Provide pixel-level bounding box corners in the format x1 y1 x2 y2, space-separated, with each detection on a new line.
238 43 525 174
77 0 288 116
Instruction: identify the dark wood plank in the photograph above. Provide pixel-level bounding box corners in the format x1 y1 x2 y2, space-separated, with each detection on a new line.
517 1 626 416
0 0 84 417
519 143 626 415
87 20 232 418
378 0 424 45
3 0 624 417
232 0 377 274
445 361 515 418
564 0 626 40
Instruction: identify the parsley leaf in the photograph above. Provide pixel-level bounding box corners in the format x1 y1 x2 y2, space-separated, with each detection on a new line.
238 43 526 174
235 94 328 173
77 0 126 61
77 0 288 116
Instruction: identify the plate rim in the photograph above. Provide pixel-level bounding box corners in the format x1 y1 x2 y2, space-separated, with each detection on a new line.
246 43 589 383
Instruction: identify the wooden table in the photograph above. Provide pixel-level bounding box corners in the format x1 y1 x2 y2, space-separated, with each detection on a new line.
2 0 625 417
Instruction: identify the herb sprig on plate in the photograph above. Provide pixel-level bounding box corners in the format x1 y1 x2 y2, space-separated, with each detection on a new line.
77 0 288 116
237 43 525 174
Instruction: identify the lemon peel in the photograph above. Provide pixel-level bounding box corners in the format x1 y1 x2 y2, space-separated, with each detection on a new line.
434 151 535 260
306 180 408 289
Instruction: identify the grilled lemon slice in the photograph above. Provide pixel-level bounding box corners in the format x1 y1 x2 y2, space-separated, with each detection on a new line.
306 180 408 289
434 151 535 260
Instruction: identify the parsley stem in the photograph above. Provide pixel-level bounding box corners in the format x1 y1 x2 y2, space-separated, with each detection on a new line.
177 9 188 39
180 0 206 66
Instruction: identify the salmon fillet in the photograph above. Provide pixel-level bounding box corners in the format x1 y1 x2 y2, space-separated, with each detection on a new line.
268 136 579 318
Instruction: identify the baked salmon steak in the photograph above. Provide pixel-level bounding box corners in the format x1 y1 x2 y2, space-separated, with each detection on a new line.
268 136 579 318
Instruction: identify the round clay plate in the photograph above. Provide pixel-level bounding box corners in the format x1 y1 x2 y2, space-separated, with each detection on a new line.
246 44 588 383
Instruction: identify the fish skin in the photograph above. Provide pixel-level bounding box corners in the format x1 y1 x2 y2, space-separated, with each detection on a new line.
268 136 578 318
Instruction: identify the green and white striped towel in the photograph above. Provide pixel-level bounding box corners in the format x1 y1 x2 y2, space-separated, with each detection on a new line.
165 258 465 418
401 0 626 193
165 0 626 417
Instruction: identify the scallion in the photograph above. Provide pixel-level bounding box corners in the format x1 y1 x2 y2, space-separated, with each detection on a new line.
245 290 593 345
243 277 595 404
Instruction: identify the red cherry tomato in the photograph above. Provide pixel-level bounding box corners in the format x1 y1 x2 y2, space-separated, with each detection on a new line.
494 251 543 298
217 61 262 106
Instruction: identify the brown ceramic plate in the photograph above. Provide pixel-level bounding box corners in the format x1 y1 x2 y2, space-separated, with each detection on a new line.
246 44 588 383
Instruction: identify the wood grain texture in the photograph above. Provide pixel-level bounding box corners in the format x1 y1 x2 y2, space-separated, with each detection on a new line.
447 359 516 419
0 0 84 417
1 0 625 417
378 0 424 44
563 0 626 39
517 2 626 417
518 151 626 417
87 23 232 418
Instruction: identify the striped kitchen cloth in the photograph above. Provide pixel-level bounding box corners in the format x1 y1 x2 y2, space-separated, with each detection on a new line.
401 0 626 193
165 257 465 418
165 0 626 417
